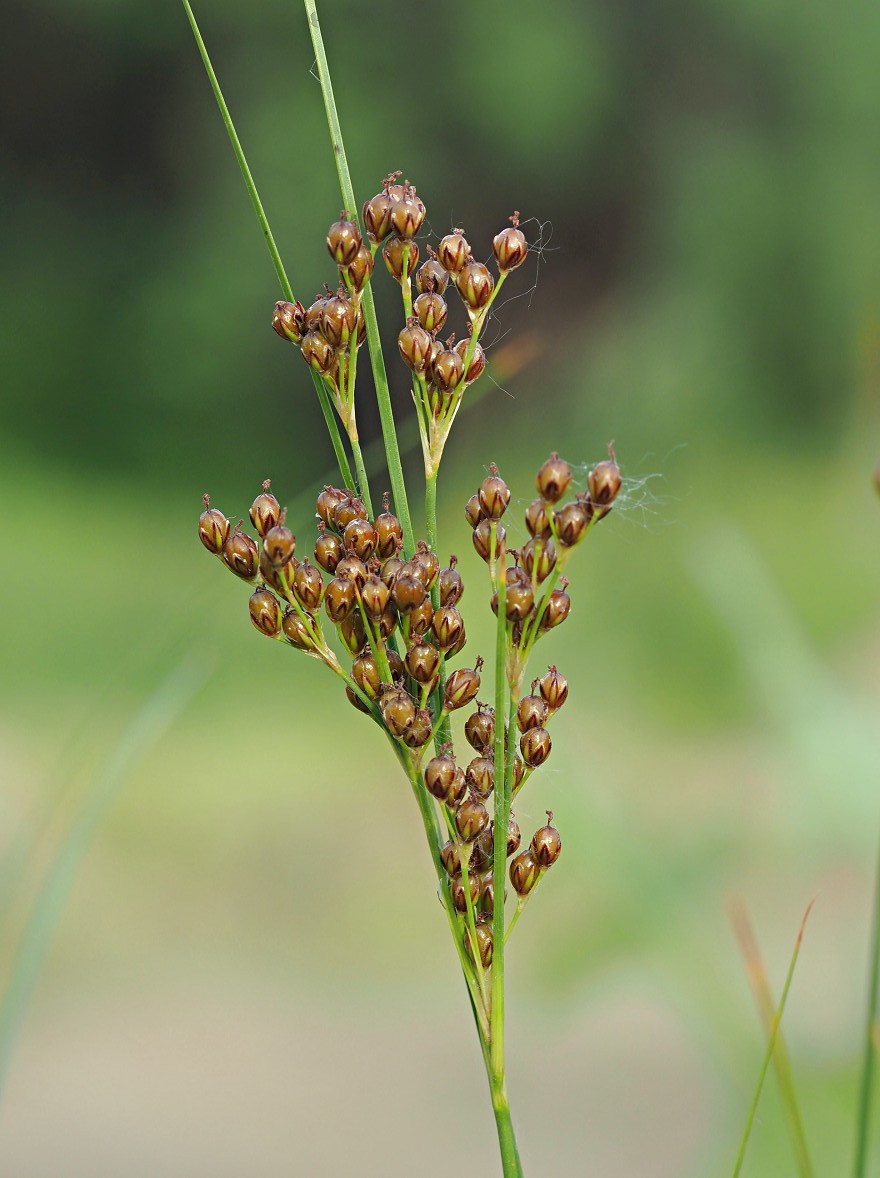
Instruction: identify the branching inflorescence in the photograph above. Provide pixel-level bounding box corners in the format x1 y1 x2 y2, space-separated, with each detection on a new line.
197 177 621 1176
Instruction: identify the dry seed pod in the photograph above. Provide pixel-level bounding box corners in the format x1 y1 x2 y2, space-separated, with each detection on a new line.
406 641 440 684
531 812 562 868
539 666 568 710
455 798 490 842
306 295 330 332
248 587 282 637
536 453 572 503
363 188 394 244
316 486 348 527
413 291 448 334
380 687 416 739
383 236 419 282
479 467 510 519
431 347 465 395
408 597 434 638
464 705 495 751
380 555 405 589
476 821 522 866
440 839 463 878
263 524 296 567
324 576 357 623
398 319 433 373
343 518 377 561
352 653 381 700
589 457 622 518
392 572 427 613
411 546 440 589
465 494 485 529
512 758 526 791
282 607 316 650
554 500 592 548
198 498 229 554
344 244 374 293
425 752 460 802
540 588 571 631
300 331 336 376
432 604 464 652
509 850 541 896
377 605 399 641
493 214 528 272
439 559 464 606
326 212 362 266
456 260 494 312
222 529 259 581
249 483 281 538
478 876 500 919
403 708 433 748
452 871 482 913
520 537 557 582
466 921 494 968
386 648 405 680
465 755 495 799
505 582 534 623
346 685 372 714
335 553 367 589
437 229 471 273
417 257 449 294
339 610 367 656
260 548 296 595
517 693 549 733
455 337 486 383
520 726 552 767
390 188 426 239
525 498 551 539
472 518 505 562
332 495 369 533
444 662 482 711
322 293 357 348
361 574 390 621
374 505 403 559
314 530 344 574
272 299 306 344
293 560 324 610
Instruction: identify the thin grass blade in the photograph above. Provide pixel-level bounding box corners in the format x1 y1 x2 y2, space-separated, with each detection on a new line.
853 820 880 1178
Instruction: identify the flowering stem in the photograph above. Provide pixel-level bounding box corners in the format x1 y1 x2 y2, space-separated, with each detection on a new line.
304 0 415 558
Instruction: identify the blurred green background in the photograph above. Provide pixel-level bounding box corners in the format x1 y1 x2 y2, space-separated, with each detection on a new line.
2 0 879 1174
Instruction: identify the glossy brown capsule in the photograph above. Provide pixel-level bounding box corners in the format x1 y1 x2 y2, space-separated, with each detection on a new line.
263 524 296 567
331 495 369 533
248 485 281 538
440 839 463 878
589 458 622 508
432 605 464 652
198 501 229 554
540 589 571 631
493 218 528 272
406 641 440 685
430 347 465 395
272 299 306 344
520 726 552 767
413 291 447 334
455 338 486 383
300 331 336 376
282 607 316 650
437 230 471 273
466 921 494 968
465 755 495 799
314 530 344 574
383 236 419 283
335 554 367 590
248 587 282 638
478 470 510 520
380 688 416 739
439 562 464 606
326 213 362 266
472 519 505 562
389 189 426 239
539 666 568 711
444 664 481 711
464 705 495 751
398 320 433 373
531 814 562 868
455 798 490 842
316 486 347 527
222 530 259 581
505 582 534 623
451 871 482 913
351 652 381 700
465 494 485 530
407 597 434 638
293 561 324 610
525 498 551 539
374 510 403 560
517 694 549 733
536 453 572 503
339 610 367 656
361 575 390 621
425 753 460 802
322 294 357 349
260 548 296 596
520 537 557 582
343 518 377 561
324 576 357 623
380 555 404 589
344 244 374 293
403 708 433 748
363 189 394 244
392 572 427 613
509 850 541 896
416 257 449 294
456 261 494 312
554 500 592 548
411 547 440 589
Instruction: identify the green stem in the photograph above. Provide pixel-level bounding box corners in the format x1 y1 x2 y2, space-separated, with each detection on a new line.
349 434 373 516
854 821 880 1178
491 1085 525 1178
425 470 453 755
303 0 415 558
315 379 355 491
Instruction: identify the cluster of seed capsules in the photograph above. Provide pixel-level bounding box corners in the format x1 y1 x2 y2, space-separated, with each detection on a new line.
198 450 621 969
271 173 529 428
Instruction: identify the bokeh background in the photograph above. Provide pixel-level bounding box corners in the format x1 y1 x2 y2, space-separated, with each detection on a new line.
2 0 880 1174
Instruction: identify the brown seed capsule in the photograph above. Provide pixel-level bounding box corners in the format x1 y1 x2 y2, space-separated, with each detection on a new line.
455 337 487 383
444 663 482 711
322 293 357 349
517 693 549 733
465 705 495 751
332 495 369 533
344 243 374 293
263 524 296 567
437 230 471 273
343 518 377 562
432 604 464 652
506 582 534 623
479 469 510 519
539 666 568 710
554 500 592 548
361 574 390 621
335 553 367 589
403 708 433 748
390 188 426 239
470 836 493 874
465 755 494 799
316 487 347 527
425 753 460 802
525 498 551 540
282 607 316 650
380 555 405 589
520 726 551 767
383 236 419 282
456 261 495 312
314 530 344 574
198 499 229 554
248 484 281 538
531 813 562 868
363 189 394 244
439 560 464 606
392 573 426 613
352 652 381 700
465 494 485 529
493 215 528 272
588 458 622 511
324 576 357 623
452 871 482 913
339 609 367 656
292 560 324 610
509 850 541 896
260 548 296 595
413 291 447 334
345 685 372 714
513 758 526 791
381 688 416 739
222 529 259 581
374 508 403 560
417 257 450 294
408 597 434 638
272 299 307 344
466 920 494 967
406 641 440 685
440 839 463 878
305 295 330 333
327 213 362 266
540 589 571 631
455 798 490 842
398 319 433 373
411 546 440 589
475 816 521 866
478 876 500 920
300 331 336 376
248 587 282 637
430 347 465 395
536 453 572 503
472 519 505 562
520 537 557 582
377 606 399 642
